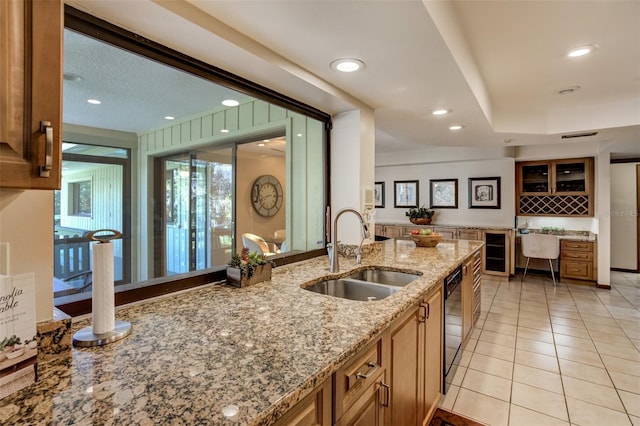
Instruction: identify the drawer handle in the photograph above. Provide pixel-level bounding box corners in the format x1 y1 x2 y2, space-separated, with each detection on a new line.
380 381 391 407
418 303 429 322
39 121 53 178
356 362 378 380
571 268 580 272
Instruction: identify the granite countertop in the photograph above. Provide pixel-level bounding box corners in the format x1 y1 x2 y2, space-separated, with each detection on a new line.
515 229 597 242
377 222 514 231
1 239 483 426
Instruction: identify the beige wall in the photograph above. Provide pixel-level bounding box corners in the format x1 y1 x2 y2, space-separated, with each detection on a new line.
0 190 53 322
236 151 286 251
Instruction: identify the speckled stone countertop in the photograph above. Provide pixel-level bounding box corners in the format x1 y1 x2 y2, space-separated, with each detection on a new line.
515 229 597 242
377 222 514 231
1 239 483 426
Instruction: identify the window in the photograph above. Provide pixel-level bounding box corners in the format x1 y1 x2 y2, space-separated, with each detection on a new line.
68 180 92 217
57 8 330 315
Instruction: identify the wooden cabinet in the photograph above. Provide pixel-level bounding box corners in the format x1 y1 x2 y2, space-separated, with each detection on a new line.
375 224 404 239
461 257 474 344
560 240 597 282
457 229 482 241
388 304 421 426
433 227 456 240
420 285 443 425
516 157 594 216
274 378 332 426
461 251 482 346
334 335 388 426
482 230 513 277
387 283 443 426
1 0 63 189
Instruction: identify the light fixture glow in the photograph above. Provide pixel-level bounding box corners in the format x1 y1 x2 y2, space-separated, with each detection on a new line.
568 45 597 58
449 125 464 131
220 129 230 133
257 143 265 147
164 116 175 120
87 99 101 105
432 109 449 116
330 58 365 73
222 99 239 107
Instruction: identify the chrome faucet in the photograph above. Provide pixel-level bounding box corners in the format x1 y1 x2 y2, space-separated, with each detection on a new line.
328 208 369 273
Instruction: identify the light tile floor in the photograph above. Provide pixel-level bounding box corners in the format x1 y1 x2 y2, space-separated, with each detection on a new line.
440 271 640 426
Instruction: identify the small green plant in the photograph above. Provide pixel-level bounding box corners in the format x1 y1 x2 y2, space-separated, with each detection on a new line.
228 247 275 277
0 335 21 351
405 206 435 220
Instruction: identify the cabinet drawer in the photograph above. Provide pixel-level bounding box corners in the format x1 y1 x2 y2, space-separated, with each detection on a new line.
561 261 593 280
561 241 592 252
561 250 593 261
334 336 386 419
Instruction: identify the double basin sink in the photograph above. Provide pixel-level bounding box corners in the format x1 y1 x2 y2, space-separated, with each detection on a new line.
303 268 420 302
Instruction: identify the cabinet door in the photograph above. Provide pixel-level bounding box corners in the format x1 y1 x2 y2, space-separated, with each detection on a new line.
457 229 481 240
421 286 443 426
433 227 455 239
518 161 551 195
385 225 404 239
389 305 420 426
274 378 332 426
337 375 387 426
553 158 591 195
461 258 474 344
1 0 63 189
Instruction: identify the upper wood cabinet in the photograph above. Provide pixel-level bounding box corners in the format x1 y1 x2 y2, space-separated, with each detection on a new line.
516 157 594 216
1 0 63 189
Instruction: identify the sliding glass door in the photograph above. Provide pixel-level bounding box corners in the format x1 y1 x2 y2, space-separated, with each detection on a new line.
157 147 233 276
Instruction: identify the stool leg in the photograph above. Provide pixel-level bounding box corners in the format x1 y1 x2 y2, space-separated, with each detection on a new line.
522 257 530 283
548 259 557 287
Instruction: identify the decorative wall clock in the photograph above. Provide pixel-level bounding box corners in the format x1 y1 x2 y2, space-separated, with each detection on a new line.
251 175 283 217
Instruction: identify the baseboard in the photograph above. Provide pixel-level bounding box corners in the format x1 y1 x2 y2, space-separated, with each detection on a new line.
611 267 639 273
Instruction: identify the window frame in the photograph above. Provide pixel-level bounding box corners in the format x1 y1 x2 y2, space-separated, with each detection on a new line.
58 6 331 317
67 178 93 217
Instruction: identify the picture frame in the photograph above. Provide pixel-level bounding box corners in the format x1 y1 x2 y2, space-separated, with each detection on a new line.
469 177 501 209
374 182 385 208
394 180 418 208
430 179 458 209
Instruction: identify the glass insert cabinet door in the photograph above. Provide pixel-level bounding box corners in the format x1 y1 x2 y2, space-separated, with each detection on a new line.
521 163 550 193
554 161 586 193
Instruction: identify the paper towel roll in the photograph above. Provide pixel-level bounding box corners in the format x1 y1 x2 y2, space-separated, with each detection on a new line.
92 242 115 334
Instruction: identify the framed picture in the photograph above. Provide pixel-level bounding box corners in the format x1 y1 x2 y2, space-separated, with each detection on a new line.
394 180 418 208
374 182 385 208
469 177 501 209
430 179 458 209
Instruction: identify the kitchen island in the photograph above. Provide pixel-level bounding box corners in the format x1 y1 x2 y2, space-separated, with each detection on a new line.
0 238 483 425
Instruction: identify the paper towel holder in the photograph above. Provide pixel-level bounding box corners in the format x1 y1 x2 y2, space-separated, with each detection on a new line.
73 229 131 347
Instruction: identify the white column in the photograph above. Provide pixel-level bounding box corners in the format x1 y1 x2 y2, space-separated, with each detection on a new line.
330 108 375 245
596 151 611 287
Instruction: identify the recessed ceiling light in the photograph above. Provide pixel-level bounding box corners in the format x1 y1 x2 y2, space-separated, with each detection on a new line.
263 139 270 142
221 129 230 133
556 86 581 95
257 143 265 147
568 44 598 58
222 99 239 107
164 116 175 120
330 58 365 73
87 99 101 105
297 133 302 137
449 125 464 131
432 109 450 116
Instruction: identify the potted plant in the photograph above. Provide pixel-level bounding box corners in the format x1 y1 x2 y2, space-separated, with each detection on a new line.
405 206 436 225
226 248 275 287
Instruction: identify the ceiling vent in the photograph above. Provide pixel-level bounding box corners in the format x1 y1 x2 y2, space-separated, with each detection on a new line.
561 132 598 139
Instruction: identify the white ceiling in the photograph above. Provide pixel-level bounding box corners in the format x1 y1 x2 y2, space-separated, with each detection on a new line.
65 0 640 156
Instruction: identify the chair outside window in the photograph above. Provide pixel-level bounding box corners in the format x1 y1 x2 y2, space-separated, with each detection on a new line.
521 234 560 286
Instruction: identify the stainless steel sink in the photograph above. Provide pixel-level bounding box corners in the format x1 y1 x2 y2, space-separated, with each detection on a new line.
303 278 399 301
347 269 420 287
